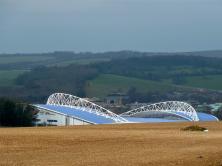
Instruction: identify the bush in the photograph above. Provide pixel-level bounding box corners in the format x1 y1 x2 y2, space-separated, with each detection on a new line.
181 125 208 132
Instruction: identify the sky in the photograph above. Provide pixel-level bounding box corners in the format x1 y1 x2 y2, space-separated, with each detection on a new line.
0 0 222 53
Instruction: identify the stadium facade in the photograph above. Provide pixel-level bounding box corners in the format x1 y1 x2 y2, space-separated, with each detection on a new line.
34 93 219 126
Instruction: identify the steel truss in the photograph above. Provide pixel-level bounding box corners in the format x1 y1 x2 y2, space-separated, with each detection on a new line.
121 101 199 121
47 93 128 123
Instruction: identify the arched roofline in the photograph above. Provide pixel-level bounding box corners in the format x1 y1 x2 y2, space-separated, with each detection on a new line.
47 93 128 123
121 101 199 121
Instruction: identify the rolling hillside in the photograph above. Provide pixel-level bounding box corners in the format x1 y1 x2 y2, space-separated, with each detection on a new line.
1 52 222 102
182 75 222 91
85 74 175 98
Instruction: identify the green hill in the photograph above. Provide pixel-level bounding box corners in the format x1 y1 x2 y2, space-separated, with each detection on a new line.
182 75 222 91
85 74 175 98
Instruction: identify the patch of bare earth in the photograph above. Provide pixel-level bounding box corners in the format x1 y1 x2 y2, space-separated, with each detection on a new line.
0 122 222 166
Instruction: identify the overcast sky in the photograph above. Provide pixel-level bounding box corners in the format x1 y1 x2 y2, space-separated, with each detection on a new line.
0 0 222 53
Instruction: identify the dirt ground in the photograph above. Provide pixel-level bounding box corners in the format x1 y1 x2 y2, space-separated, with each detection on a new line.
0 122 222 166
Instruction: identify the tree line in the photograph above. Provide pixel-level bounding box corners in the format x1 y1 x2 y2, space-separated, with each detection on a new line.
0 98 34 127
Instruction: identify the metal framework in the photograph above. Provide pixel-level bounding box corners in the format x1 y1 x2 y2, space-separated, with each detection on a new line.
121 101 199 121
47 93 128 123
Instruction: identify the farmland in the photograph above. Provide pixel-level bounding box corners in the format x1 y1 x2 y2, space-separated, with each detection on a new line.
86 74 174 97
2 53 222 102
183 75 222 91
0 122 222 166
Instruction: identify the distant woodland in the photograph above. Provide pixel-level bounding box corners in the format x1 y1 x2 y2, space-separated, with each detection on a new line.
1 51 222 104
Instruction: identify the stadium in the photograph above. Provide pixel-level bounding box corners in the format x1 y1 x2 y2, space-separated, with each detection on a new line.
34 93 219 126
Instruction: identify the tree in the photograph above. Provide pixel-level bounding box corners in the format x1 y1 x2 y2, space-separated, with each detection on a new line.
0 98 34 127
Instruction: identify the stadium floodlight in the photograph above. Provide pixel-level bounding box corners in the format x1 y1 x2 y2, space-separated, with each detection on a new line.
47 93 128 123
121 101 199 121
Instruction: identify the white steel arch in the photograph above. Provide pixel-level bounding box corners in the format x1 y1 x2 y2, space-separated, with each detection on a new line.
47 93 128 123
121 101 199 121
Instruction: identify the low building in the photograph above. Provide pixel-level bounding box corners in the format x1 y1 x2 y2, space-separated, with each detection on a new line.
35 105 91 126
105 93 129 105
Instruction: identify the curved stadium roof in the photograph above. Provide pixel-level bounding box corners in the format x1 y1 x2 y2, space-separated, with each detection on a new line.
35 104 115 124
34 93 219 124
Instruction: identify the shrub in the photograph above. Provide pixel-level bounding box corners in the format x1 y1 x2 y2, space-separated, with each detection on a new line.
181 125 208 132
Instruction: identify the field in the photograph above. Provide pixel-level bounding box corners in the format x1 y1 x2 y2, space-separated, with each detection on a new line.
0 122 222 166
86 74 174 97
183 75 222 91
87 74 222 98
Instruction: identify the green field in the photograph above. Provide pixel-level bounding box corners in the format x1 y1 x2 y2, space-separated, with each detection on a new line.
0 70 28 86
85 74 175 97
162 75 222 91
182 75 222 91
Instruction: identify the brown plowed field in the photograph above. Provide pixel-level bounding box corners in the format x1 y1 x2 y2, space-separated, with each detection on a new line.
0 122 222 166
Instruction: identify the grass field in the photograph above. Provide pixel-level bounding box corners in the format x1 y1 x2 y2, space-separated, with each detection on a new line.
86 74 174 97
0 70 28 86
182 75 222 91
0 122 222 166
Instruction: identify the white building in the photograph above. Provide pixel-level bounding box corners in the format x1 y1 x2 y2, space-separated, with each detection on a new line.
35 107 91 126
33 93 219 126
